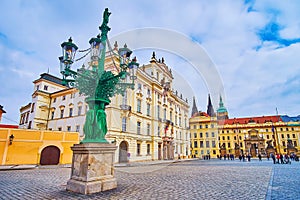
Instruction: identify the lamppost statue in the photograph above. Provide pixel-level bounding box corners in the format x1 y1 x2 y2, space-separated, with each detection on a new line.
61 8 138 194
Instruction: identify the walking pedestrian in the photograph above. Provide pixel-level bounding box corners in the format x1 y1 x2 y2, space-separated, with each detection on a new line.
276 154 280 164
239 155 242 161
258 154 262 161
247 153 251 162
271 153 276 164
280 154 284 164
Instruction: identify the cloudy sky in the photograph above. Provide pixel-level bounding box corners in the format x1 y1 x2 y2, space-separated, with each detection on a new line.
1 0 300 124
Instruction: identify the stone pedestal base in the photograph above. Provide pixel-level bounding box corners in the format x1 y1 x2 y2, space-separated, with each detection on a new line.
287 147 298 156
220 149 227 157
266 147 275 157
235 149 240 158
66 143 117 194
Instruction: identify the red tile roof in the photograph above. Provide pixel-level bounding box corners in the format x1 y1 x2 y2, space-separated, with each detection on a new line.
191 112 210 118
0 124 19 129
220 115 281 125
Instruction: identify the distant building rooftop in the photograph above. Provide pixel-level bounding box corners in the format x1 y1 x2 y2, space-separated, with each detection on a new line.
221 115 281 125
34 73 65 86
0 124 18 129
280 115 300 122
0 105 6 113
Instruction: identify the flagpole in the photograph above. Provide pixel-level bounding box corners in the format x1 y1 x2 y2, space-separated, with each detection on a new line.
275 107 281 154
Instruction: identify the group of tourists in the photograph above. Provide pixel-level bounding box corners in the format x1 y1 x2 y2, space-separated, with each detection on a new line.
216 153 253 162
270 153 299 164
238 154 252 162
203 155 211 160
217 154 236 161
199 152 299 163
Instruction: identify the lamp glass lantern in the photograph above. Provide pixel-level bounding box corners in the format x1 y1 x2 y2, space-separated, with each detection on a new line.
118 44 132 66
128 57 139 80
60 37 78 66
9 134 14 145
59 56 65 75
89 35 102 63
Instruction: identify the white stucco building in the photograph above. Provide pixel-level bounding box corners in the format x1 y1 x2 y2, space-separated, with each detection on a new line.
19 45 190 163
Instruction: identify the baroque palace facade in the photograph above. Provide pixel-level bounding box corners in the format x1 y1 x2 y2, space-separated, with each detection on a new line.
19 46 190 163
190 96 300 158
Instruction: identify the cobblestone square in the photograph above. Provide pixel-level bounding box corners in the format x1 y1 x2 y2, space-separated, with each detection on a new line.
0 159 299 200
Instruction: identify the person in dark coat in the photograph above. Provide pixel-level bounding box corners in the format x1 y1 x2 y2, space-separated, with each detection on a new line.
280 154 284 164
247 153 251 162
271 153 276 164
258 154 262 161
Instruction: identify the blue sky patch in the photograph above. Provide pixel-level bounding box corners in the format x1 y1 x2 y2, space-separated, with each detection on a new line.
257 20 300 48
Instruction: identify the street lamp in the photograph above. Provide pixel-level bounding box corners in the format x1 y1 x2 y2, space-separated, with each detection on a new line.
9 134 14 145
59 8 139 143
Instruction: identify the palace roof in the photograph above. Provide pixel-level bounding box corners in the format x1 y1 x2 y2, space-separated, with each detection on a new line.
221 115 281 125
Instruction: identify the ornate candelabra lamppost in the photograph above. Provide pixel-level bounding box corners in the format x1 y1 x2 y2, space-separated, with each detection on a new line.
61 8 139 194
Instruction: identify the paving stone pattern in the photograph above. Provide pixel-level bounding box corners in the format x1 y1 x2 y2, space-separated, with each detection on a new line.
0 160 299 199
269 164 300 200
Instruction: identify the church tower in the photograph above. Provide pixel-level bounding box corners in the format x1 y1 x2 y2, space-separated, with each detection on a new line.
207 94 215 117
191 96 198 117
217 95 228 120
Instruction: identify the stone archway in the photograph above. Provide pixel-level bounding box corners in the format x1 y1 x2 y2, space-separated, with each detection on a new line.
119 141 128 163
40 145 60 165
244 129 265 157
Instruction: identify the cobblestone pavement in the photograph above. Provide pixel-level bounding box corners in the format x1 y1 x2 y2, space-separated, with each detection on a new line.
0 159 299 200
268 163 300 200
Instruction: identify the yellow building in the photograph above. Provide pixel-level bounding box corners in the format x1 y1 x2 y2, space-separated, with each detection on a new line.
218 115 300 157
0 128 79 165
189 95 219 158
190 95 300 158
190 112 218 158
19 46 190 163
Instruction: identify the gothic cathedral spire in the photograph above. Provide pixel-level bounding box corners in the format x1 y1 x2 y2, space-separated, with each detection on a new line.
191 96 198 117
207 94 215 117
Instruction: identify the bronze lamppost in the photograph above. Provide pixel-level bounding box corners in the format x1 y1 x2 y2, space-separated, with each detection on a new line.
59 8 138 143
62 8 139 194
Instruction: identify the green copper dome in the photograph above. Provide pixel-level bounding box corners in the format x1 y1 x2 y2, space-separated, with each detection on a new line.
217 95 227 113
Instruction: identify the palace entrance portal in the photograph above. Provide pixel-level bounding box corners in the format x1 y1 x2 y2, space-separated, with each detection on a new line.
244 129 265 157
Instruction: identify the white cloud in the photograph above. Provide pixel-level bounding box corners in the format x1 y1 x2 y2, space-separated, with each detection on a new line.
1 0 300 124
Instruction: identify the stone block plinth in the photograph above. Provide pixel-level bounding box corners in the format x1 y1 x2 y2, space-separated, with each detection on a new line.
235 149 241 158
66 143 117 194
266 147 275 157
